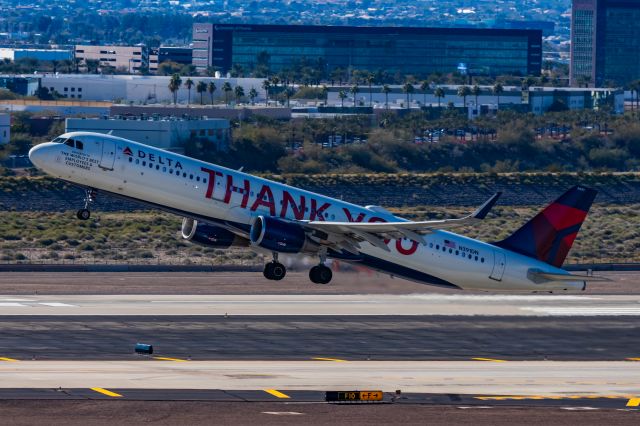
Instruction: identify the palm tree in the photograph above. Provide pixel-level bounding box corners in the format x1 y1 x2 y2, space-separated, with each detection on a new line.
471 85 481 110
320 85 329 105
207 81 216 105
196 80 207 105
493 83 504 109
222 82 232 105
262 79 271 106
184 78 194 105
338 90 347 108
284 86 295 107
234 85 245 104
350 84 359 107
366 74 375 106
382 84 391 109
168 73 182 105
249 87 258 105
420 80 430 106
402 82 415 108
457 85 471 108
434 87 445 108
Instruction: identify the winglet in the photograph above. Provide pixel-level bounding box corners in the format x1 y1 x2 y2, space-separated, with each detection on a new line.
471 192 502 219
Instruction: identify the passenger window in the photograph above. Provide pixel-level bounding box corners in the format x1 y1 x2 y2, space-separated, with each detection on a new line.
196 176 200 182
142 161 146 166
169 169 173 173
203 179 207 184
76 141 83 150
136 159 140 164
129 157 133 163
189 174 193 179
435 245 439 250
481 258 485 263
156 165 160 170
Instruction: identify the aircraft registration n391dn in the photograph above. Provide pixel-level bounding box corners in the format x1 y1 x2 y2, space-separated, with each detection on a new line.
29 132 605 291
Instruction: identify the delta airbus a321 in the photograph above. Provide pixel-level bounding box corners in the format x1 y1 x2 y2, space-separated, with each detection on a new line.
29 132 605 291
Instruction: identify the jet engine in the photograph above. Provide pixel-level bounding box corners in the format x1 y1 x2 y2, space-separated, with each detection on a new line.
181 218 247 248
250 216 319 253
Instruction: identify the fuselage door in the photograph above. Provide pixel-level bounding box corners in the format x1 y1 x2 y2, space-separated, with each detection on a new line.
490 250 506 281
99 140 116 170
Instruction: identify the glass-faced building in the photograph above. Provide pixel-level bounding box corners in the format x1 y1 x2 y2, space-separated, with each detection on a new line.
193 24 542 78
571 0 640 86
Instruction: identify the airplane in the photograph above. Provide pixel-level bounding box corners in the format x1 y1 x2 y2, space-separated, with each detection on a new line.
28 132 606 292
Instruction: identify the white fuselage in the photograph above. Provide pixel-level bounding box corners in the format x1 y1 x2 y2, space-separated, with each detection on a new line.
29 132 585 292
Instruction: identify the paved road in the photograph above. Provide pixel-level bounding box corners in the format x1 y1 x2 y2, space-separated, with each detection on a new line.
0 315 637 361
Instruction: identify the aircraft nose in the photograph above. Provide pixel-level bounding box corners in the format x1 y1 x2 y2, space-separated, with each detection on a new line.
28 143 47 169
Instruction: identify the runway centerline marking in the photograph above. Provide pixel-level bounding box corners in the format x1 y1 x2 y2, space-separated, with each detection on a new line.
627 398 640 407
472 358 507 362
153 357 188 362
90 388 122 398
0 357 18 362
38 302 76 307
264 389 291 399
0 303 25 307
311 357 347 362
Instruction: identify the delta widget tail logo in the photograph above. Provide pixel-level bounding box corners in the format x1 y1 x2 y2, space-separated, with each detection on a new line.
495 186 597 267
123 147 133 156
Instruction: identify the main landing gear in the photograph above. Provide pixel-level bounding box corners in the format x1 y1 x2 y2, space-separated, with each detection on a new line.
309 251 332 285
263 253 286 281
76 189 97 221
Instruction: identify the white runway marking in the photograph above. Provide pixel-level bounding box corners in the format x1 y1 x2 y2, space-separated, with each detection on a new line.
522 307 640 316
0 299 35 302
38 302 76 307
0 303 25 307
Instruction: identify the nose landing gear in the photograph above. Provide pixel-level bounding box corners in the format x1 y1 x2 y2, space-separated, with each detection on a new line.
76 189 97 221
263 252 286 281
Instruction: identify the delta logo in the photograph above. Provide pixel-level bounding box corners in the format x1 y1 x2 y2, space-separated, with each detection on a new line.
127 147 183 170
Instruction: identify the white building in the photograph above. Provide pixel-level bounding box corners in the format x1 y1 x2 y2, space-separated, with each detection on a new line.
65 116 230 151
40 74 265 105
0 48 73 62
0 113 9 144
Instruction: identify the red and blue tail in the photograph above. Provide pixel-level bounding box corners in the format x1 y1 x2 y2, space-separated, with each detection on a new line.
495 186 597 267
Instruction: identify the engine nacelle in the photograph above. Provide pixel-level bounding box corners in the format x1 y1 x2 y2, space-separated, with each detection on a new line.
250 216 318 254
181 218 247 248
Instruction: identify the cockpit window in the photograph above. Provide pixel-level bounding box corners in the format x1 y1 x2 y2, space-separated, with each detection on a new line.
76 140 84 150
52 137 66 143
64 139 74 147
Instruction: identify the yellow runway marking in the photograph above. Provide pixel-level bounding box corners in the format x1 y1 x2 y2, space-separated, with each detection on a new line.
626 358 640 361
264 389 291 399
311 357 347 362
153 357 188 362
471 357 507 362
0 357 18 362
90 388 122 398
626 398 640 407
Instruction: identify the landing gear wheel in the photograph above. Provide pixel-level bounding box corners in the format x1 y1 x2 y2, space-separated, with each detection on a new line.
263 261 286 281
76 209 91 220
309 264 332 285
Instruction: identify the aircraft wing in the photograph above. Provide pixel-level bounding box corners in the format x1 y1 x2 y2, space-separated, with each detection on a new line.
304 192 501 253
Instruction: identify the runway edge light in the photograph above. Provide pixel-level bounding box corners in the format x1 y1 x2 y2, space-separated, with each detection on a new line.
134 343 153 355
325 391 384 403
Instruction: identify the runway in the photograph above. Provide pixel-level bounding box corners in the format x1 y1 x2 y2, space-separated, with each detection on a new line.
2 293 640 316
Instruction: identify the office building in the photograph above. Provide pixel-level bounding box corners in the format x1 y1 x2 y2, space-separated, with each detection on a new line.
149 46 193 73
571 0 640 86
65 116 230 151
75 45 148 73
0 76 39 96
192 23 542 77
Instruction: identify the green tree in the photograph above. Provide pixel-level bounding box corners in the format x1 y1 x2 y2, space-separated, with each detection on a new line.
234 85 245 104
350 84 359 107
402 82 415 108
434 87 445 108
262 79 271 106
207 81 216 105
339 90 347 108
457 85 471 108
184 78 194 105
249 87 258 105
420 80 430 106
493 83 504 109
168 73 182 105
382 84 391 109
222 82 233 105
196 80 207 105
